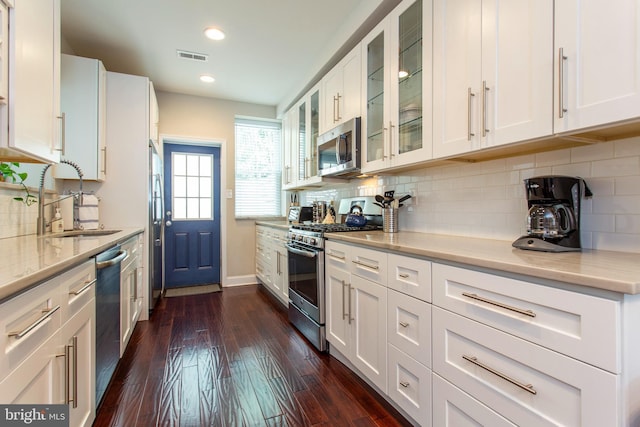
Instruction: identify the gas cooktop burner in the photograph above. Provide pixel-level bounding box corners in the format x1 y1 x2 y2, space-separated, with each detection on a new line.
291 223 381 233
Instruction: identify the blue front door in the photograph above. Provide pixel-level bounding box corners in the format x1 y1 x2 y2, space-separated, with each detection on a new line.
163 143 221 288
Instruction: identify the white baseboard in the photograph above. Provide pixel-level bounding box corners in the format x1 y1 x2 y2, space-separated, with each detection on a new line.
222 274 258 288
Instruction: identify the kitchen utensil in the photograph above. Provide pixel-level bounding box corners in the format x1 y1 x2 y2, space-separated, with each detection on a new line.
384 190 395 199
398 194 412 203
373 202 385 209
375 195 385 204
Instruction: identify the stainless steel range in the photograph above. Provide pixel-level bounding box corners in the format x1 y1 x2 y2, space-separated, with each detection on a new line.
286 197 382 352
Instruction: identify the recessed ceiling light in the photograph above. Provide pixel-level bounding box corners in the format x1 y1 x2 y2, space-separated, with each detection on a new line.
204 27 225 41
398 70 409 78
200 75 215 83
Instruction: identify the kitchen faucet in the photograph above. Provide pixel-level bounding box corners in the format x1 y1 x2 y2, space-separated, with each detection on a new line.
37 159 84 235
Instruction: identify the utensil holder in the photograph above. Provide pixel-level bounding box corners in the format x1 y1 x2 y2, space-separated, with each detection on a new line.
383 208 398 233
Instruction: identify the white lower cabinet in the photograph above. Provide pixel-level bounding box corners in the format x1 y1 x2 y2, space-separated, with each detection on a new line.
121 234 143 355
433 373 516 427
255 225 288 306
0 259 96 427
326 240 388 394
432 306 617 426
388 344 431 427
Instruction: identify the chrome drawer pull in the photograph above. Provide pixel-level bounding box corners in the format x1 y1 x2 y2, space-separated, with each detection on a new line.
69 278 97 296
399 321 409 328
398 273 410 279
342 280 348 320
462 292 536 318
328 252 346 260
8 305 61 339
463 355 537 395
352 260 379 270
399 381 410 388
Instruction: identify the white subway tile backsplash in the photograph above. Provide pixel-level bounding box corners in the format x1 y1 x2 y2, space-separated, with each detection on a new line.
592 156 640 178
302 140 640 253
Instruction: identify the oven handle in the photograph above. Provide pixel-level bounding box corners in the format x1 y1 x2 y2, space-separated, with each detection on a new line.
286 244 319 258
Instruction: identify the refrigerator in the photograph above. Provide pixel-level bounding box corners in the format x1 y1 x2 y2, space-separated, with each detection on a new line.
149 143 164 311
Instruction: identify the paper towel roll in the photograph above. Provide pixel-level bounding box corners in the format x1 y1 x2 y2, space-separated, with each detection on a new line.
60 196 74 230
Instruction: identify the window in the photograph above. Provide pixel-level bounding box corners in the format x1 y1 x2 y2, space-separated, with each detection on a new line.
172 152 213 220
235 117 282 217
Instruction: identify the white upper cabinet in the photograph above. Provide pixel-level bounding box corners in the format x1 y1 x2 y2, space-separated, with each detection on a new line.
432 0 553 159
1 0 61 162
281 107 296 190
296 86 322 187
554 0 640 134
362 0 432 174
321 44 361 134
55 54 106 181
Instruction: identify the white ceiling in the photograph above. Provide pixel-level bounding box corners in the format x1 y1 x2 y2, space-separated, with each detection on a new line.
61 0 398 110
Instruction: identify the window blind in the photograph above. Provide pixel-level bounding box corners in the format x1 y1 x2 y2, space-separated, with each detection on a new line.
234 118 282 218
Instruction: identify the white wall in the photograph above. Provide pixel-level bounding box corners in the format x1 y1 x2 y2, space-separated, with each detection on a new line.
155 91 277 284
303 137 640 253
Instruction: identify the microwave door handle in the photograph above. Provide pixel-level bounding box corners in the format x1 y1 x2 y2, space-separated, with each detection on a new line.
338 134 347 163
334 136 341 165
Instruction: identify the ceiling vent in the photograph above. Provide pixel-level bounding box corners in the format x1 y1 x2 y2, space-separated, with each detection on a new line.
176 50 209 62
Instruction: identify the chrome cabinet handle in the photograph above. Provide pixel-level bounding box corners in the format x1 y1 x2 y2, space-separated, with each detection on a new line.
342 280 348 320
463 354 537 395
399 381 410 388
132 268 138 300
55 112 66 154
352 259 379 270
328 252 346 260
348 284 354 324
69 278 96 296
101 147 107 175
70 336 78 408
389 121 395 158
398 273 410 279
399 321 409 328
558 48 568 118
8 305 60 339
335 93 342 122
462 292 536 317
482 81 490 137
467 88 475 141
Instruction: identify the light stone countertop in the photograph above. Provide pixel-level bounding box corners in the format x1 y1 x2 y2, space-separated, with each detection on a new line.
0 228 144 303
325 231 640 295
255 220 289 230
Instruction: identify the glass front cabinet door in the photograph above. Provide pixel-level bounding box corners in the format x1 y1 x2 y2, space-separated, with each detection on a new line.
362 0 432 174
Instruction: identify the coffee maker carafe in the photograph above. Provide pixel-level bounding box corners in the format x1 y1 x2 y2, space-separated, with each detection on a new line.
513 176 592 252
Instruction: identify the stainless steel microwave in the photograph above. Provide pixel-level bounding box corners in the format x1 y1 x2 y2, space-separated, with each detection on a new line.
317 117 361 178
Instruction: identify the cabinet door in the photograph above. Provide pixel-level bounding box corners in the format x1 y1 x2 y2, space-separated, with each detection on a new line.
282 108 297 189
120 259 136 355
433 374 516 427
390 0 432 167
8 0 61 162
323 63 343 131
433 0 482 159
56 55 106 181
341 46 362 125
387 289 431 367
351 274 387 393
482 0 553 147
60 301 95 427
296 100 307 182
554 0 640 133
326 264 351 355
0 331 61 404
362 20 390 172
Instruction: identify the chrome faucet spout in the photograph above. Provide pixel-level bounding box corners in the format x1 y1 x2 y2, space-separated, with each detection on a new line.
37 159 84 235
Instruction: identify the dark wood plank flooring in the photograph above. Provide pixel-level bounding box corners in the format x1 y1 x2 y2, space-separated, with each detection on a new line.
94 285 412 427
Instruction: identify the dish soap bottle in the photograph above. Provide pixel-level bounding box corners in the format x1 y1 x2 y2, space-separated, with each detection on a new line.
51 207 64 233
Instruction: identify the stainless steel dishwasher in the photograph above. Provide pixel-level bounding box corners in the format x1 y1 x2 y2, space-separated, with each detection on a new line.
95 244 127 408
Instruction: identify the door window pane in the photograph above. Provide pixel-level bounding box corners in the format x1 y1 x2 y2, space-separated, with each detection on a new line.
172 152 214 220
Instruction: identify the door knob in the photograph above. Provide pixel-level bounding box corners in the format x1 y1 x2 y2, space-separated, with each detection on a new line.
165 220 172 227
166 211 172 217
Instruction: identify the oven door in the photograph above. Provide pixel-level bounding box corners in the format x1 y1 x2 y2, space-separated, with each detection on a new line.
286 243 324 325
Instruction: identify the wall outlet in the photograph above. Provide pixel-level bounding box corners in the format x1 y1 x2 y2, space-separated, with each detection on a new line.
226 189 233 199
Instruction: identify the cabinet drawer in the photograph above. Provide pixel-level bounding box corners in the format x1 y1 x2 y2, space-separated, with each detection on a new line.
325 241 350 273
60 259 96 322
432 263 619 373
433 374 516 427
387 289 431 367
388 344 432 427
433 307 618 427
350 245 387 285
0 279 61 382
388 253 431 302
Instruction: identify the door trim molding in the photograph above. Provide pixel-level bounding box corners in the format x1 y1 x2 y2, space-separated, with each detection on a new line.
159 134 227 286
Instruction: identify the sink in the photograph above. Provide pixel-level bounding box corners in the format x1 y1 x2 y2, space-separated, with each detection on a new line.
47 229 122 238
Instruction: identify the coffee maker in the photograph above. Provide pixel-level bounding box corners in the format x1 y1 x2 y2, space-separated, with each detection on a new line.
512 176 592 252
